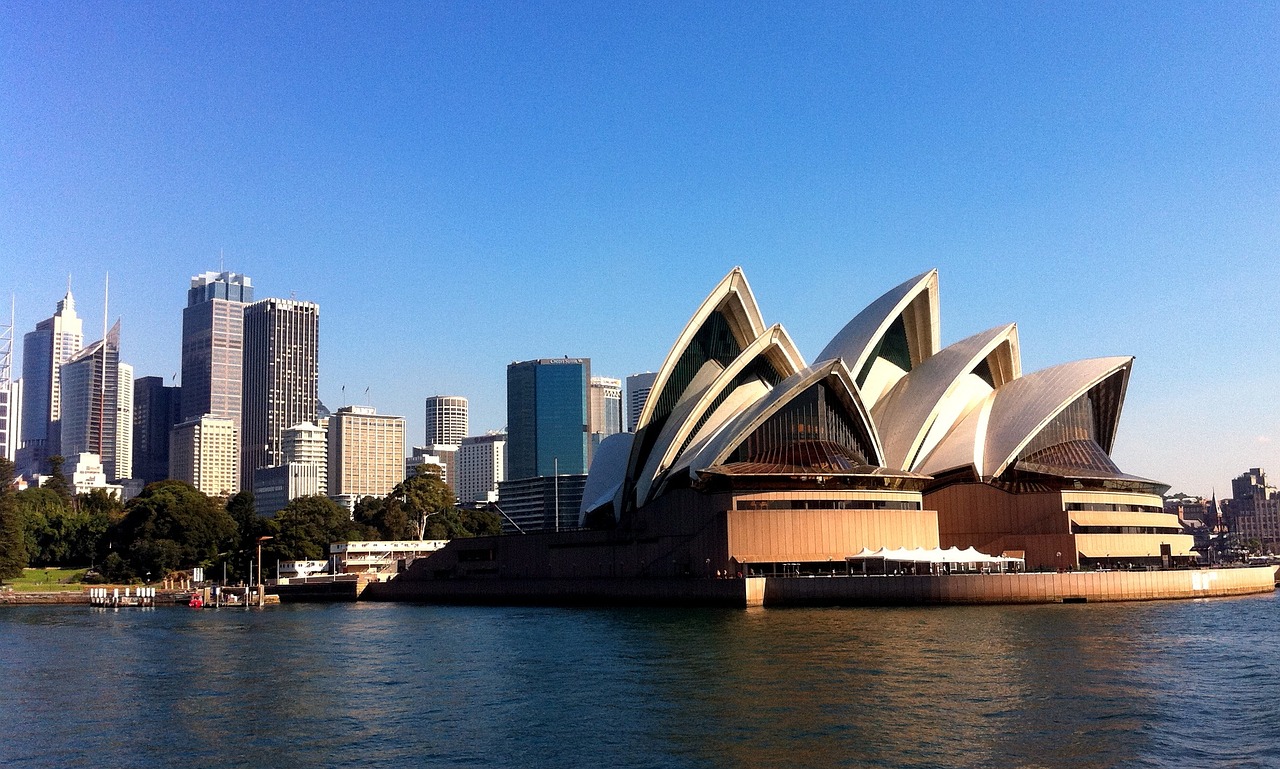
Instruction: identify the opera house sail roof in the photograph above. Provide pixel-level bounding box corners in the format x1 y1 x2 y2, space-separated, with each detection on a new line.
583 266 1166 525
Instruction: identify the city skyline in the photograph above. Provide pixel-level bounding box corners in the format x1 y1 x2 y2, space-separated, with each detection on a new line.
3 4 1278 496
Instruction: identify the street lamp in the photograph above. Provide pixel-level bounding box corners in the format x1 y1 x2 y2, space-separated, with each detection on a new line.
256 536 274 606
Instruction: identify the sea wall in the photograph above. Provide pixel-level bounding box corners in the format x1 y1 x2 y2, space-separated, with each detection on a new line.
761 566 1278 606
370 566 1277 608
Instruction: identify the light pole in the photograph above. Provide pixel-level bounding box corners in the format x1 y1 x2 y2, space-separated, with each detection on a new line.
256 536 274 606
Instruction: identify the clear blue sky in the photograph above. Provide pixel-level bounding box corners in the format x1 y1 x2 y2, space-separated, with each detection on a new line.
2 2 1277 496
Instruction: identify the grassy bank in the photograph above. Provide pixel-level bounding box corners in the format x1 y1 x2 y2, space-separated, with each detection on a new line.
3 567 89 592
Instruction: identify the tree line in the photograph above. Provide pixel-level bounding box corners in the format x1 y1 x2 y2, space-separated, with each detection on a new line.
0 457 500 585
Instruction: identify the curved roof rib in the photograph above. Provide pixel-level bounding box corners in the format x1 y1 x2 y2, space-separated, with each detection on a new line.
670 359 885 477
815 270 940 409
633 267 766 435
872 324 1020 471
980 356 1132 479
634 324 806 504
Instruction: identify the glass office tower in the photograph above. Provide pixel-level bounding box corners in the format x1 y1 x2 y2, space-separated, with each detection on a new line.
506 358 590 480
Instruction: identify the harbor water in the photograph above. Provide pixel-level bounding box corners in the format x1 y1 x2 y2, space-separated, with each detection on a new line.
2 595 1278 768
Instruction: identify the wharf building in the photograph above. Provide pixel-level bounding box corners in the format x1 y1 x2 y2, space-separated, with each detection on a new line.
327 405 405 502
379 267 1232 607
500 358 590 532
626 372 656 433
18 288 83 476
589 376 623 460
169 414 239 497
457 432 506 506
240 297 319 492
59 321 133 482
132 376 181 486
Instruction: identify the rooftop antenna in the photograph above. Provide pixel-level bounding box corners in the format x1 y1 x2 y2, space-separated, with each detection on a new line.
220 248 225 273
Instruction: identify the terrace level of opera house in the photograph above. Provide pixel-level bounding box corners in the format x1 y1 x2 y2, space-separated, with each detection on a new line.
371 268 1277 606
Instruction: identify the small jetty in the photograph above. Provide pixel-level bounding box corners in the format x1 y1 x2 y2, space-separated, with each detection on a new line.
89 587 157 608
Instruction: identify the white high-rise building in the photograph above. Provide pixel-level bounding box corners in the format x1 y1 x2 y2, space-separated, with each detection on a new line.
328 405 405 498
424 395 468 446
170 414 240 497
114 362 133 480
457 432 506 505
0 302 13 462
625 372 657 432
19 287 83 474
4 379 22 462
282 421 328 494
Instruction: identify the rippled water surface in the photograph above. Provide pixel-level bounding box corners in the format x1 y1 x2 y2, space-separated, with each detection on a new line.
2 595 1278 768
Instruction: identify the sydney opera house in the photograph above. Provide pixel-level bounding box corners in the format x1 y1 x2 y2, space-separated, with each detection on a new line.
380 269 1275 605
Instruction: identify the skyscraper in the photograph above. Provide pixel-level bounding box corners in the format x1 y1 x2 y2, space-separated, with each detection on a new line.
180 271 252 426
588 376 623 460
132 376 181 486
424 395 468 446
0 302 13 461
240 297 319 491
170 414 239 497
18 287 83 474
282 420 328 494
457 432 506 505
59 321 133 482
625 372 657 432
506 358 590 480
327 405 405 499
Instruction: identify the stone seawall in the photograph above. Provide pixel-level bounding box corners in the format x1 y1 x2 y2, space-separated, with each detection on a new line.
760 565 1278 606
370 566 1277 608
0 591 91 605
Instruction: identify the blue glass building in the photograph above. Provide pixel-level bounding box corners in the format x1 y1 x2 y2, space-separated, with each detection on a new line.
506 358 590 480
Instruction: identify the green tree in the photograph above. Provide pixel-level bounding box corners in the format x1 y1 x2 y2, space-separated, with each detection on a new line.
109 480 238 579
77 488 123 564
225 490 264 545
0 458 28 583
386 473 456 539
421 507 502 539
42 455 74 508
14 487 71 565
269 495 371 561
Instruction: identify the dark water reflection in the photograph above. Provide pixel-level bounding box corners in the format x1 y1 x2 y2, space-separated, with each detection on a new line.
2 595 1277 768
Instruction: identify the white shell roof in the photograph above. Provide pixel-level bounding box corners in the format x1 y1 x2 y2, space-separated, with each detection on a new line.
917 356 1133 479
814 269 940 401
633 267 765 434
578 432 634 524
634 324 806 504
872 324 1020 471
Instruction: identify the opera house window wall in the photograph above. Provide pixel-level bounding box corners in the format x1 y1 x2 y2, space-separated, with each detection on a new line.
578 267 1193 577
